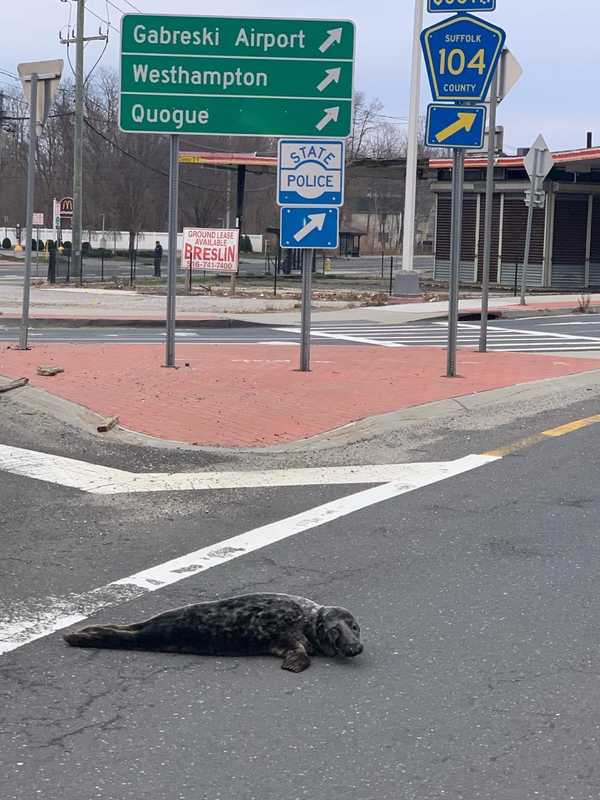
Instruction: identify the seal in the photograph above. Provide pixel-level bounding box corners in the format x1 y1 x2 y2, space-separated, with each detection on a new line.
63 593 363 672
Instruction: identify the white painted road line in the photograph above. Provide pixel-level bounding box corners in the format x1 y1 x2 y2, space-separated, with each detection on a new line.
539 321 600 326
278 327 406 347
0 443 481 495
0 453 497 654
454 321 600 343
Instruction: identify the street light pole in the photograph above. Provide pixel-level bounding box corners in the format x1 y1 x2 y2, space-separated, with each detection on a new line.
401 0 424 273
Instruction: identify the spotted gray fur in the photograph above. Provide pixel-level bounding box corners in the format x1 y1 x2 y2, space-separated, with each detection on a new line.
63 593 364 672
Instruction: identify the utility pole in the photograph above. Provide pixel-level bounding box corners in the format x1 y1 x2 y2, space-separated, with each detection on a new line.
60 1 107 284
72 0 85 283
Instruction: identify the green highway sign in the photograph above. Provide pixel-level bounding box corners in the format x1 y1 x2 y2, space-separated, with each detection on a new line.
119 14 355 137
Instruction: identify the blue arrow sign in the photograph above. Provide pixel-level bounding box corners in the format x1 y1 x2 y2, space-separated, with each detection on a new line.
420 13 506 102
278 139 345 207
280 207 339 250
426 104 486 149
428 0 496 12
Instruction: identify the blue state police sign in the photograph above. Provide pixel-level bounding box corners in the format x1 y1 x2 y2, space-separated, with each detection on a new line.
420 13 505 102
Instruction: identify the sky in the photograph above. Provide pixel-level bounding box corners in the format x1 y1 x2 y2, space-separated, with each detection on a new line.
1 0 598 153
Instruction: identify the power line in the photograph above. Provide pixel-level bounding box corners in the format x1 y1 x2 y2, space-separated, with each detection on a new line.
106 0 143 15
84 118 271 193
87 5 120 34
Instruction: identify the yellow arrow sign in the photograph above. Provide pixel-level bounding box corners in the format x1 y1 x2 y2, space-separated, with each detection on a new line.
435 112 478 143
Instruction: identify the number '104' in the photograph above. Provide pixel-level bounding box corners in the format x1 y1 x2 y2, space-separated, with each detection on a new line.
438 48 486 75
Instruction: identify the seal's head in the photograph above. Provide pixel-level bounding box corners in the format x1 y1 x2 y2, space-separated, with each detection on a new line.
316 606 363 658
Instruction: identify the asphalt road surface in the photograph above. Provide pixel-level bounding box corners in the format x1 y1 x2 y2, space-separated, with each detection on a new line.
3 314 600 352
3 377 600 799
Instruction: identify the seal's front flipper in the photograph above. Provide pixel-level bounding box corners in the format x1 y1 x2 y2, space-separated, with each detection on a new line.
281 647 311 672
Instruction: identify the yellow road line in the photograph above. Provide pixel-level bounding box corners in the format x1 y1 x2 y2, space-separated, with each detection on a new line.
483 414 600 457
542 414 600 437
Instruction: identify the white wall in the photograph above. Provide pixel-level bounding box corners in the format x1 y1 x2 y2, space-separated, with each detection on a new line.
1 228 264 253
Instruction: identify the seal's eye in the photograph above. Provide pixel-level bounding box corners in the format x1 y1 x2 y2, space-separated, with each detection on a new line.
351 623 360 634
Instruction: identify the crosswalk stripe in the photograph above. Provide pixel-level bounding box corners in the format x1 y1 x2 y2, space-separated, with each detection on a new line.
271 320 600 353
457 321 600 343
278 327 406 347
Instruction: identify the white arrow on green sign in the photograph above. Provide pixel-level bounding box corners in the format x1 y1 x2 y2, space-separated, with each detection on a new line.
119 14 355 137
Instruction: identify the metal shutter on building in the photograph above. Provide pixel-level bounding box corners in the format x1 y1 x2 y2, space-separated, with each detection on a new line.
477 194 501 283
435 195 451 262
461 195 477 263
589 197 600 287
434 193 477 281
552 194 588 289
553 195 588 263
501 196 544 265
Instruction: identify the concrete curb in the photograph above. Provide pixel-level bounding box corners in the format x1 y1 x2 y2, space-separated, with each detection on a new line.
0 316 269 329
413 307 597 323
3 367 600 455
495 307 598 319
1 306 593 329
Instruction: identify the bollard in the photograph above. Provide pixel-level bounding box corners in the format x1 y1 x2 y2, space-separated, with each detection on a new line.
47 246 56 284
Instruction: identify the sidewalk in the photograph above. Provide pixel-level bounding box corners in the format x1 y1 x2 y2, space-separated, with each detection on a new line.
1 282 597 327
1 343 598 447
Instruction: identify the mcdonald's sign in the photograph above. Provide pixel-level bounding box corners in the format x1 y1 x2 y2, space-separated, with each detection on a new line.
59 197 73 216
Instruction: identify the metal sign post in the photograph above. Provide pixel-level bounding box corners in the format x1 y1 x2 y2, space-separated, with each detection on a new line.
17 73 38 351
300 250 313 372
479 48 523 351
519 154 537 307
520 134 553 306
16 60 63 350
165 135 179 368
478 68 498 353
447 149 465 377
421 10 504 375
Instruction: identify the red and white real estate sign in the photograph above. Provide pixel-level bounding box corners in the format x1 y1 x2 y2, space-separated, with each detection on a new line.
182 228 240 273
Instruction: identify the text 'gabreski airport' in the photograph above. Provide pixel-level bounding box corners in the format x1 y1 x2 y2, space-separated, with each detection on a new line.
120 15 355 136
132 24 308 52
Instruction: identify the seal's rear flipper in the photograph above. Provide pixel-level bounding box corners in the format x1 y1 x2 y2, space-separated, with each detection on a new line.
64 624 136 649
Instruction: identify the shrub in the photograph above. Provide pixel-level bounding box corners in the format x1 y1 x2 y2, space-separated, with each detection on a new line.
2 237 11 249
575 292 593 314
